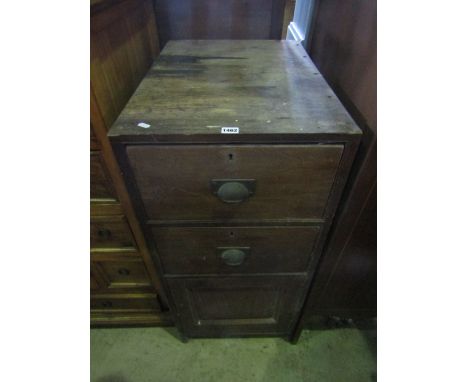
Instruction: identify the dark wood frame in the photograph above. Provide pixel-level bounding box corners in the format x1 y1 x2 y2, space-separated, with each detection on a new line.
90 0 172 326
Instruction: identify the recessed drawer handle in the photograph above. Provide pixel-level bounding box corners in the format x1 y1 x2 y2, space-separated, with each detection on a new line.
211 179 256 204
97 228 112 239
218 247 250 266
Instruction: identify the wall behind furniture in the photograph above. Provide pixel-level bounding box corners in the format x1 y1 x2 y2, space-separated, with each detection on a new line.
300 0 377 324
154 0 286 47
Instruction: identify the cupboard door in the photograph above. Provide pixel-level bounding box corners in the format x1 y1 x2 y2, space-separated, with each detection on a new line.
167 276 307 337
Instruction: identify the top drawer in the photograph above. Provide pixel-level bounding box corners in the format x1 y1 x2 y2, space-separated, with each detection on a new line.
127 145 343 221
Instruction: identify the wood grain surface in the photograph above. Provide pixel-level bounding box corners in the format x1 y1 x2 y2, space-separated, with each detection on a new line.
292 0 376 339
154 0 287 47
108 41 362 338
167 275 307 338
90 0 169 325
152 226 320 274
126 144 343 221
108 40 360 140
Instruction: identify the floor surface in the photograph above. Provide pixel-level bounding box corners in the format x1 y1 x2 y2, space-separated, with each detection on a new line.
91 327 376 382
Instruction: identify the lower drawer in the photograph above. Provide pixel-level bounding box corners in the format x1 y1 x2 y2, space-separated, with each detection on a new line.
152 226 320 274
91 294 161 312
90 215 135 249
91 311 173 327
91 256 152 291
91 150 117 201
167 275 307 337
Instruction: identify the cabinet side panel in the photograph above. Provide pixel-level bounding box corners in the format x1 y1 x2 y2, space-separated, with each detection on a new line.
300 0 377 325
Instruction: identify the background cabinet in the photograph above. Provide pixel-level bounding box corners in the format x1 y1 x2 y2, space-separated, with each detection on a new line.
90 0 170 326
153 0 287 47
296 0 377 330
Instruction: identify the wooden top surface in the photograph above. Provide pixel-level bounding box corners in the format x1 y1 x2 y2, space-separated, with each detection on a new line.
108 40 361 141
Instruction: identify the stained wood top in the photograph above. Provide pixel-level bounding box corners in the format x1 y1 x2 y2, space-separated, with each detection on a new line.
108 40 361 142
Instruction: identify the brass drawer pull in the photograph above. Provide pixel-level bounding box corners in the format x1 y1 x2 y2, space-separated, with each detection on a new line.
217 247 251 266
211 179 256 203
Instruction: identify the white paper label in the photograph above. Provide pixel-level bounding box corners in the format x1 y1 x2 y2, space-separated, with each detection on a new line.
221 127 239 134
137 122 151 128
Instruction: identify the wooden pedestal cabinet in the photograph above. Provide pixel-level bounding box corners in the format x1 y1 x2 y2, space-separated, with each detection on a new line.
109 41 361 340
90 0 170 326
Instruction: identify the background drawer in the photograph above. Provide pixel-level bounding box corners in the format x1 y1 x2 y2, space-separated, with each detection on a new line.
91 257 152 290
91 150 117 200
127 145 343 221
91 268 101 291
153 226 320 274
91 294 161 312
167 276 307 337
90 124 100 150
90 215 135 249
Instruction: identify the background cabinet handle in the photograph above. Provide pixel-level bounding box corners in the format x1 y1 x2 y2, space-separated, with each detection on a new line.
97 228 112 239
118 268 130 276
211 179 256 203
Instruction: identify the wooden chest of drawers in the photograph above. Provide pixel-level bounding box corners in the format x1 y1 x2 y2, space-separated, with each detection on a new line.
108 40 361 340
90 0 171 327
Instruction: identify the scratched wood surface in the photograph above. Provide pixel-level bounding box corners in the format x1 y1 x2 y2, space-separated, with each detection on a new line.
108 40 360 140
